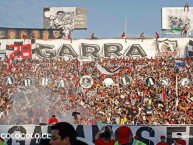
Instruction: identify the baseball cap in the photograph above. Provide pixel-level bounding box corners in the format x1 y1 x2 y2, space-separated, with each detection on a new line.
118 126 132 144
160 135 166 139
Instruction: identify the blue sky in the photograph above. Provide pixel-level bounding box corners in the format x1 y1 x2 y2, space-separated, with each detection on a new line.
0 0 192 38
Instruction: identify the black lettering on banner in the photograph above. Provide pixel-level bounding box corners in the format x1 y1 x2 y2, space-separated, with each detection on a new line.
29 126 42 145
160 78 170 86
145 77 156 87
40 78 50 86
7 126 26 145
23 78 33 87
58 44 78 59
56 79 67 88
136 127 154 145
104 43 122 58
167 127 186 144
120 76 131 86
81 43 100 58
125 44 147 58
92 125 99 143
189 126 193 145
4 76 15 85
76 125 85 138
34 44 56 58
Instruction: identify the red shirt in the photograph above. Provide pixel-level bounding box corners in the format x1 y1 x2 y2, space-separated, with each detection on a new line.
122 33 126 38
48 117 58 125
68 33 71 39
95 139 115 145
175 139 186 145
156 33 160 38
91 33 95 39
157 142 169 145
183 26 187 33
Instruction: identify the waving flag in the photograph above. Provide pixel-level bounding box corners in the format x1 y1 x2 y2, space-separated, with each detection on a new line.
175 60 186 67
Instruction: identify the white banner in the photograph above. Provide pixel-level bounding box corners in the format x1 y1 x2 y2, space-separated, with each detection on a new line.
0 38 192 60
0 125 193 145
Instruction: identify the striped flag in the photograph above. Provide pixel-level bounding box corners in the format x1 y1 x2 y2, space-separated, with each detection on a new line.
175 60 186 67
157 91 167 102
162 90 167 102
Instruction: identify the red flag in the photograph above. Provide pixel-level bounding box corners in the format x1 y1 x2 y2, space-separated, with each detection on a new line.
162 90 167 102
7 58 13 71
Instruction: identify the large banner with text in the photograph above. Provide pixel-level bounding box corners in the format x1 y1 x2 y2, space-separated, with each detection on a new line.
0 38 193 60
0 125 193 145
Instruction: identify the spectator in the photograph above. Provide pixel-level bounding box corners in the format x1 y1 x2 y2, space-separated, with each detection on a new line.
48 115 59 125
156 136 169 145
120 111 127 125
184 3 189 12
95 126 115 145
140 32 145 42
182 24 188 37
173 133 186 145
155 32 159 41
0 57 193 125
121 32 126 38
50 122 77 145
115 126 146 145
91 33 97 39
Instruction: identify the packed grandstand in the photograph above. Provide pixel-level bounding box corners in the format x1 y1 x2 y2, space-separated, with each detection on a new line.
0 54 193 125
1 3 193 145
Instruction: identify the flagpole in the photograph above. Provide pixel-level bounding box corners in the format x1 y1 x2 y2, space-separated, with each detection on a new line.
125 15 127 37
175 72 178 112
125 15 127 42
176 74 178 97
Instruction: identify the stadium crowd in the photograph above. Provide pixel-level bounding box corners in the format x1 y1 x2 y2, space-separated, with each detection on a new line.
0 56 193 125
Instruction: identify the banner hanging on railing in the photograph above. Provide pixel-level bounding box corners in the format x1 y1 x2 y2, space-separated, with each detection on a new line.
0 38 193 60
0 125 193 145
